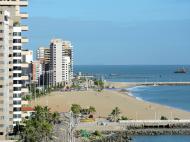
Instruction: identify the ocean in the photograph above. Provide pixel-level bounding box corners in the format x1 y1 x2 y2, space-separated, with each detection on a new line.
74 65 190 142
74 65 190 82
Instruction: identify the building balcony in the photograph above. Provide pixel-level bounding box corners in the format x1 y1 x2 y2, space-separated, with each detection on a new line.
21 88 29 93
21 63 29 68
0 0 28 6
0 33 3 38
21 75 29 81
13 97 22 101
13 111 22 115
20 13 29 19
22 37 29 43
13 84 22 87
21 25 29 31
13 77 22 81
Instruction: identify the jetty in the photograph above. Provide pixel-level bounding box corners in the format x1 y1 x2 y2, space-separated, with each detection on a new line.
107 82 190 88
133 82 190 86
77 120 190 131
76 120 190 141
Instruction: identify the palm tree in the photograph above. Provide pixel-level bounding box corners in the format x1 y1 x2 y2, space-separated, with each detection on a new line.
71 104 81 115
110 107 121 122
89 106 96 114
51 112 60 124
20 106 59 142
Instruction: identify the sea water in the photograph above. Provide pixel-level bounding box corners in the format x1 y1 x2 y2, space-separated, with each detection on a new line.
74 65 190 82
132 136 190 142
74 65 190 142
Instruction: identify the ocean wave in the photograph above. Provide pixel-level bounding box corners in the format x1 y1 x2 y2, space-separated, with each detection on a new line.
127 90 144 101
135 97 143 101
127 85 148 92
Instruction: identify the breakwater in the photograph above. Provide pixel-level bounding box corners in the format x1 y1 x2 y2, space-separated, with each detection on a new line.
106 82 190 89
76 120 190 142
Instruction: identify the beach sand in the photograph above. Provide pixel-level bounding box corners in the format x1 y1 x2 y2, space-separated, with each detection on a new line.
31 89 190 120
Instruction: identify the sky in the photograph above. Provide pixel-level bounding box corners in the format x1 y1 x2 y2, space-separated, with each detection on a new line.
23 0 190 65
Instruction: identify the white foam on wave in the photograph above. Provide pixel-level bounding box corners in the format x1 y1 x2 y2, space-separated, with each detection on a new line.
127 85 148 92
135 97 143 101
128 92 134 97
125 86 149 102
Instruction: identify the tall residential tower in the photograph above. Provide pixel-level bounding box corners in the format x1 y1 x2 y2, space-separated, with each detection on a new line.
0 0 28 138
50 39 73 85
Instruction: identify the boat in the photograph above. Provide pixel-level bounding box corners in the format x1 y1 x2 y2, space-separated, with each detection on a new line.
174 67 187 74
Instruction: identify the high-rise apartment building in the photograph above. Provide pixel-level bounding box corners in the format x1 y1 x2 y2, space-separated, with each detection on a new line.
50 39 73 85
22 49 33 63
0 0 28 138
21 49 32 99
36 47 50 73
12 26 22 125
37 47 50 64
0 10 13 139
30 61 42 83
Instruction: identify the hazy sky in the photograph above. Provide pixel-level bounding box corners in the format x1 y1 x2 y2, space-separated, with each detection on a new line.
23 0 190 65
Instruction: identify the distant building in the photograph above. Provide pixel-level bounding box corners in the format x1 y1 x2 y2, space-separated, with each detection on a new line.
36 47 50 64
22 49 33 63
21 50 32 98
36 47 50 74
30 61 42 82
21 107 34 120
50 39 73 85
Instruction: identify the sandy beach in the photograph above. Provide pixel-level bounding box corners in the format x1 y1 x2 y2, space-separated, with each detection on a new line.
31 88 190 120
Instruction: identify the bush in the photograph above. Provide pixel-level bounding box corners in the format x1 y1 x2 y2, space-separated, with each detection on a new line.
160 116 168 120
93 130 102 137
71 104 81 115
121 116 128 120
174 117 180 120
80 130 91 138
80 118 95 123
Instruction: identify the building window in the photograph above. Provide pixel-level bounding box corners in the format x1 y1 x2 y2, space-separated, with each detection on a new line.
13 32 21 36
4 15 8 21
13 39 21 43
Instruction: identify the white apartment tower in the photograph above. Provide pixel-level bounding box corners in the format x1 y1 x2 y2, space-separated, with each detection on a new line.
0 0 28 138
50 39 73 85
37 47 50 64
12 26 22 124
0 10 13 139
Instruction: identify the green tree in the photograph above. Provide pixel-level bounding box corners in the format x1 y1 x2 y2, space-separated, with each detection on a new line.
121 116 128 120
110 107 121 122
160 116 168 120
71 104 82 115
89 106 96 114
20 106 60 142
94 80 104 90
93 130 102 137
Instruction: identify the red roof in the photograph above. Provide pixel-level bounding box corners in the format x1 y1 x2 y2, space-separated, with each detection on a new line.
21 107 34 111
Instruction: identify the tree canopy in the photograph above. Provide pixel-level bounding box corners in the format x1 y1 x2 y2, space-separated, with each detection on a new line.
20 106 60 142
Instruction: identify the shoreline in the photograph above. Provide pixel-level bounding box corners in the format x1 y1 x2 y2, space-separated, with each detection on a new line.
107 81 190 113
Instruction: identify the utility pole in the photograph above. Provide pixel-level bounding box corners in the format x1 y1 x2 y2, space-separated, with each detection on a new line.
43 71 45 95
34 82 36 103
